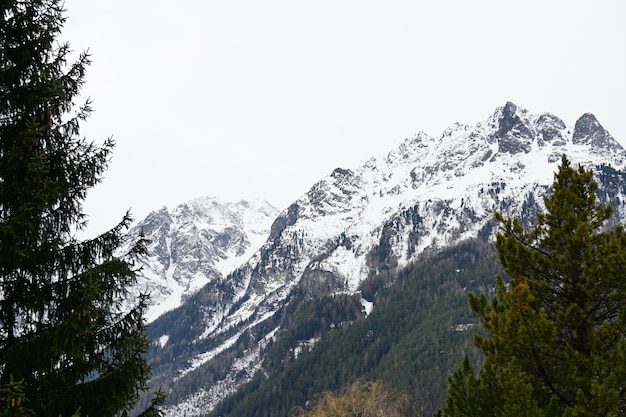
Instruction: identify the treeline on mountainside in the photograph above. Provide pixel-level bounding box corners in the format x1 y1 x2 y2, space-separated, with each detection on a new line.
0 1 163 416
439 156 626 416
208 235 505 417
145 285 368 409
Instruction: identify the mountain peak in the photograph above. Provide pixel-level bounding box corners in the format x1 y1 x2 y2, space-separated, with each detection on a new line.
491 101 534 154
573 112 622 154
125 197 280 321
534 113 566 145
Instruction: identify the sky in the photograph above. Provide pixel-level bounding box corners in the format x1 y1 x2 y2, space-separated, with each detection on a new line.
60 1 626 238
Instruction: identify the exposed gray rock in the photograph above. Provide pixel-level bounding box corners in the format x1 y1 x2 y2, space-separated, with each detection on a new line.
535 113 566 145
573 113 622 154
494 102 534 154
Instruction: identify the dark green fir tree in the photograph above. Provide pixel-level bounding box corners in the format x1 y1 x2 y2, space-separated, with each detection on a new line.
440 156 626 417
0 1 164 416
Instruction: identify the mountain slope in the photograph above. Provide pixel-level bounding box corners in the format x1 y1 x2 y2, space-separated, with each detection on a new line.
124 198 280 321
212 238 503 417
146 102 626 416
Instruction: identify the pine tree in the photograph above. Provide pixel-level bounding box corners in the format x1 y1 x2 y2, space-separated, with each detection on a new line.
441 155 626 416
0 1 164 416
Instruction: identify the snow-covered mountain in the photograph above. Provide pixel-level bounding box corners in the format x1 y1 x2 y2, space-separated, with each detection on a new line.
146 102 626 416
124 198 280 321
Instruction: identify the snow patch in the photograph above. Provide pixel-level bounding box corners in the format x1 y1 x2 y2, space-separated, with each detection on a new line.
157 334 169 347
453 323 475 332
360 297 374 316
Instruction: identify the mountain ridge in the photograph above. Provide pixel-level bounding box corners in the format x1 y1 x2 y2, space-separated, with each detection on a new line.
138 102 626 416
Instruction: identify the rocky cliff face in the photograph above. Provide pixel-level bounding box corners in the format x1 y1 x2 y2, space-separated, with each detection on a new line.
141 102 626 416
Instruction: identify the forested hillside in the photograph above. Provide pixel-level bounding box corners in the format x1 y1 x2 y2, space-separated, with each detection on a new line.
209 232 505 417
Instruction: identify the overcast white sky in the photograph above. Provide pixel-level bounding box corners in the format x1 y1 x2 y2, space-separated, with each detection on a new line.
61 1 626 237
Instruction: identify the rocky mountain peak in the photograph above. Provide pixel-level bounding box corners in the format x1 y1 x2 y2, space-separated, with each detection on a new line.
573 113 622 155
534 113 567 145
491 101 534 154
125 198 280 321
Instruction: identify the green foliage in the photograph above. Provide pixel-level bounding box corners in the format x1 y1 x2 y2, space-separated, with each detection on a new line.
1 376 36 417
442 155 626 416
443 356 544 417
0 1 162 416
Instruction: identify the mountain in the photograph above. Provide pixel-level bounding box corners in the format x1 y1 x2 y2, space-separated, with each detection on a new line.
123 198 280 321
212 237 503 417
142 102 626 416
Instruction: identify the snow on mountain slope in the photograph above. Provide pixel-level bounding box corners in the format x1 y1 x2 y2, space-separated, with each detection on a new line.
234 102 624 305
124 198 280 321
150 102 626 416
